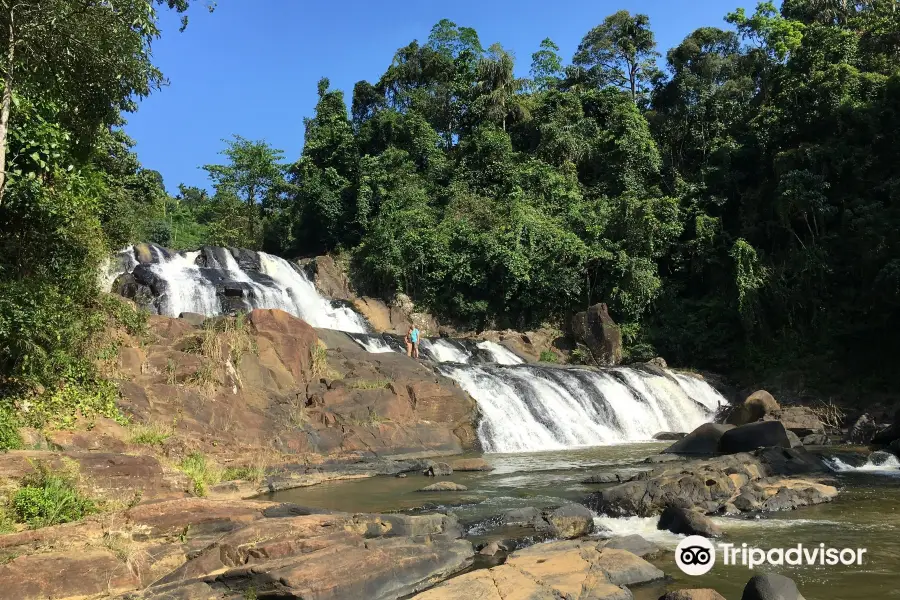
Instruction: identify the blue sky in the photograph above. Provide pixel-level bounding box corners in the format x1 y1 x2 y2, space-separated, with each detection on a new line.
127 0 758 193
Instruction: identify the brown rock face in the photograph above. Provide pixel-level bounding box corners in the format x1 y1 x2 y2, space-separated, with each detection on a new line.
570 303 623 365
0 550 141 599
249 308 318 382
412 540 663 600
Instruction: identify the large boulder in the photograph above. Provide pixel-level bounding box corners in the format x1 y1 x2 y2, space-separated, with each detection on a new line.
544 504 595 539
248 308 318 382
664 423 734 455
741 574 806 600
298 255 354 301
719 421 791 454
848 413 879 444
657 506 721 537
449 458 494 472
728 390 779 426
599 534 660 558
764 406 825 436
570 303 622 365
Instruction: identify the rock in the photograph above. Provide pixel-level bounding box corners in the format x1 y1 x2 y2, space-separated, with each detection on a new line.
433 462 453 476
872 424 900 445
570 302 623 365
299 255 354 301
661 590 727 600
581 471 642 484
648 356 668 368
178 312 206 327
741 573 806 600
419 481 468 492
600 534 661 558
664 423 735 455
478 541 503 556
764 406 825 436
849 413 878 444
653 431 687 441
502 507 545 528
413 540 661 600
868 450 896 466
397 473 407 478
449 458 494 471
545 504 595 539
890 438 900 457
657 506 721 537
786 430 803 448
0 550 141 598
719 421 791 454
802 433 831 446
249 308 318 382
728 390 780 426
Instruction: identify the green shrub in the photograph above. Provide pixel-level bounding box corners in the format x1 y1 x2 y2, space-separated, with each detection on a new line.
11 465 97 528
0 405 22 451
130 422 171 446
179 452 222 496
539 350 559 363
98 294 149 338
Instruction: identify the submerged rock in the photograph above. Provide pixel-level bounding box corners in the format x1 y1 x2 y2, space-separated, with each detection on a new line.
741 573 806 600
449 458 493 471
419 481 468 492
653 431 687 440
599 534 661 558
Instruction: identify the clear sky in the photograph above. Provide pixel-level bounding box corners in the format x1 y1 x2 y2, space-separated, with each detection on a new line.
126 0 758 194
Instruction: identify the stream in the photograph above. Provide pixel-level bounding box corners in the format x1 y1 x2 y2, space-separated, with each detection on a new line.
267 444 900 600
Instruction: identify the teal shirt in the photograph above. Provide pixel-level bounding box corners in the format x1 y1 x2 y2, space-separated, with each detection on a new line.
410 328 419 343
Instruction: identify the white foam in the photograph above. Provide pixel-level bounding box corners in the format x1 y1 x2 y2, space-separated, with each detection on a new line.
476 340 525 365
825 452 900 476
422 338 471 363
594 515 685 547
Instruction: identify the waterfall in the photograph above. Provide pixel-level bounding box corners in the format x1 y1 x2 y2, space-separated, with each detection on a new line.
106 244 725 453
438 364 723 453
107 245 369 332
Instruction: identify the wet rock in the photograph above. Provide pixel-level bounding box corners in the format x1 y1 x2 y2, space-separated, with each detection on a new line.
478 541 504 556
544 504 595 539
741 573 806 600
581 470 643 484
719 421 791 454
570 302 623 365
419 481 468 492
657 506 721 538
449 458 493 471
869 450 896 466
848 413 878 444
653 431 687 440
786 430 803 448
502 507 545 529
664 423 735 455
647 356 668 368
661 590 727 600
728 390 780 426
424 462 453 476
600 534 661 558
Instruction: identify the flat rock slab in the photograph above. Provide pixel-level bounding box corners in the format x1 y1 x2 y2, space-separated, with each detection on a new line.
449 458 494 471
0 550 141 598
412 540 663 600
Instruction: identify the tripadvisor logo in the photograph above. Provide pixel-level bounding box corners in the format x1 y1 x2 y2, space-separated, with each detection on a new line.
675 536 868 576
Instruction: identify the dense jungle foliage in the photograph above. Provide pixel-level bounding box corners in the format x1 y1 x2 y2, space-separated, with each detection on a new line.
2 1 900 427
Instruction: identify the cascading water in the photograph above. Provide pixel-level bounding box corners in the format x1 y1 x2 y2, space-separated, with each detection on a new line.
438 364 723 453
107 245 369 332
107 244 725 452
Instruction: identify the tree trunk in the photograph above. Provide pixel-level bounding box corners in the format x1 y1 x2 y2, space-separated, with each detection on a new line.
0 11 14 206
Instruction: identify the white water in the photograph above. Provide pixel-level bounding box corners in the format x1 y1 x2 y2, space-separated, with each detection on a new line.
107 245 368 332
349 334 396 354
594 515 684 547
476 340 525 365
826 451 900 476
439 364 725 453
422 338 471 363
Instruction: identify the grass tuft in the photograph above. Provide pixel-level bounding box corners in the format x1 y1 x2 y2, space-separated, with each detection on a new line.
130 422 172 446
10 463 97 529
178 452 222 497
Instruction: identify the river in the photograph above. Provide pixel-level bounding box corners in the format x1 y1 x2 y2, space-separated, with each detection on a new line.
267 444 900 600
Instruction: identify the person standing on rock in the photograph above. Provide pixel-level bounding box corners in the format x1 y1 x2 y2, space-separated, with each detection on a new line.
411 325 420 358
405 326 414 357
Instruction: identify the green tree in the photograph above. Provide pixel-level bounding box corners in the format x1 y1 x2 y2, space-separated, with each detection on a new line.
530 38 565 91
573 11 660 101
203 136 286 248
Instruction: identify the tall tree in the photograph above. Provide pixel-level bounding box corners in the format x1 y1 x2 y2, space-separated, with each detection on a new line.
573 10 660 101
203 136 286 247
476 43 526 131
529 38 565 91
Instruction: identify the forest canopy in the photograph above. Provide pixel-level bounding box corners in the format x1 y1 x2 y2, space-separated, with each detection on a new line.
3 0 900 418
